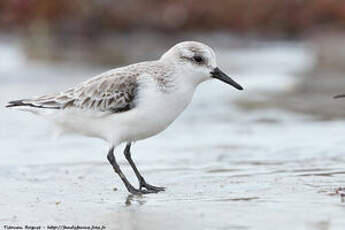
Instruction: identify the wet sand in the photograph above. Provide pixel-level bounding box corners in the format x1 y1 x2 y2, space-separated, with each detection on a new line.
1 37 345 230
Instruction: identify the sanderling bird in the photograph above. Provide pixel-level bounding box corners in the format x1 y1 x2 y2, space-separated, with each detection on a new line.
6 41 243 195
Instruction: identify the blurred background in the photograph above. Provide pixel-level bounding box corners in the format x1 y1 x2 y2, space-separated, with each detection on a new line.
1 0 345 117
1 1 345 229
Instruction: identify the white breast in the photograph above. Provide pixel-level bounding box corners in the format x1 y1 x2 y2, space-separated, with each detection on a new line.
109 77 196 144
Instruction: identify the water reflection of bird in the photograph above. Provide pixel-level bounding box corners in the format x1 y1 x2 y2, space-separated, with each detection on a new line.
6 41 243 195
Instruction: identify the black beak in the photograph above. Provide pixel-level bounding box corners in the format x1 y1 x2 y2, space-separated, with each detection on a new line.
210 67 243 90
334 94 345 99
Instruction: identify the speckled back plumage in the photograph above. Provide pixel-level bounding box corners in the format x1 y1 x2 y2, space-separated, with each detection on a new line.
8 61 175 113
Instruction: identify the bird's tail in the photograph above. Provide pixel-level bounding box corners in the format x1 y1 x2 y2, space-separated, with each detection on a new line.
5 95 62 115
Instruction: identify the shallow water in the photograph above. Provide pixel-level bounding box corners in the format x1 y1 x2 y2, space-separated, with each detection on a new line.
1 38 345 230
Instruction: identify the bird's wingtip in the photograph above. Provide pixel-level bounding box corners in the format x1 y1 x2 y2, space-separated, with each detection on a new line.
334 94 345 99
5 102 14 108
5 99 26 108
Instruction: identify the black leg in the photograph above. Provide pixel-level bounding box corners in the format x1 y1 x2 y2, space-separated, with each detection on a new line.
124 143 165 192
107 146 154 195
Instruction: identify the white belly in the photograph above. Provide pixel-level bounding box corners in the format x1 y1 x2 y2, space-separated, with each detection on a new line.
109 80 196 144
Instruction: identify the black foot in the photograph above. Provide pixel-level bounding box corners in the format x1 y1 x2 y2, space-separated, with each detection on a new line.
140 181 166 193
127 184 159 195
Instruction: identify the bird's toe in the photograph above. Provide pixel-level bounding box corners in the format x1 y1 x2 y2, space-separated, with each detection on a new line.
140 183 166 193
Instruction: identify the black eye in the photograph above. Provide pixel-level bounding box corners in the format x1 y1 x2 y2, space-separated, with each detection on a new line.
193 55 203 63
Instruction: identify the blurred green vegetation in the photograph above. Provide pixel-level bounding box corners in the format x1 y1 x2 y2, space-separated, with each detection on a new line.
1 0 345 37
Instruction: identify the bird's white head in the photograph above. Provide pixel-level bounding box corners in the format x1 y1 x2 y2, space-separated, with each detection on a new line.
160 41 243 90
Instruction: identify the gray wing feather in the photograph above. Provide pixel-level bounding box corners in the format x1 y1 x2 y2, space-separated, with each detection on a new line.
6 61 174 112
58 70 138 112
10 69 138 113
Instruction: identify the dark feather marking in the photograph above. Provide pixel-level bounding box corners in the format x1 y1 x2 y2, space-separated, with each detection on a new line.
6 100 60 109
